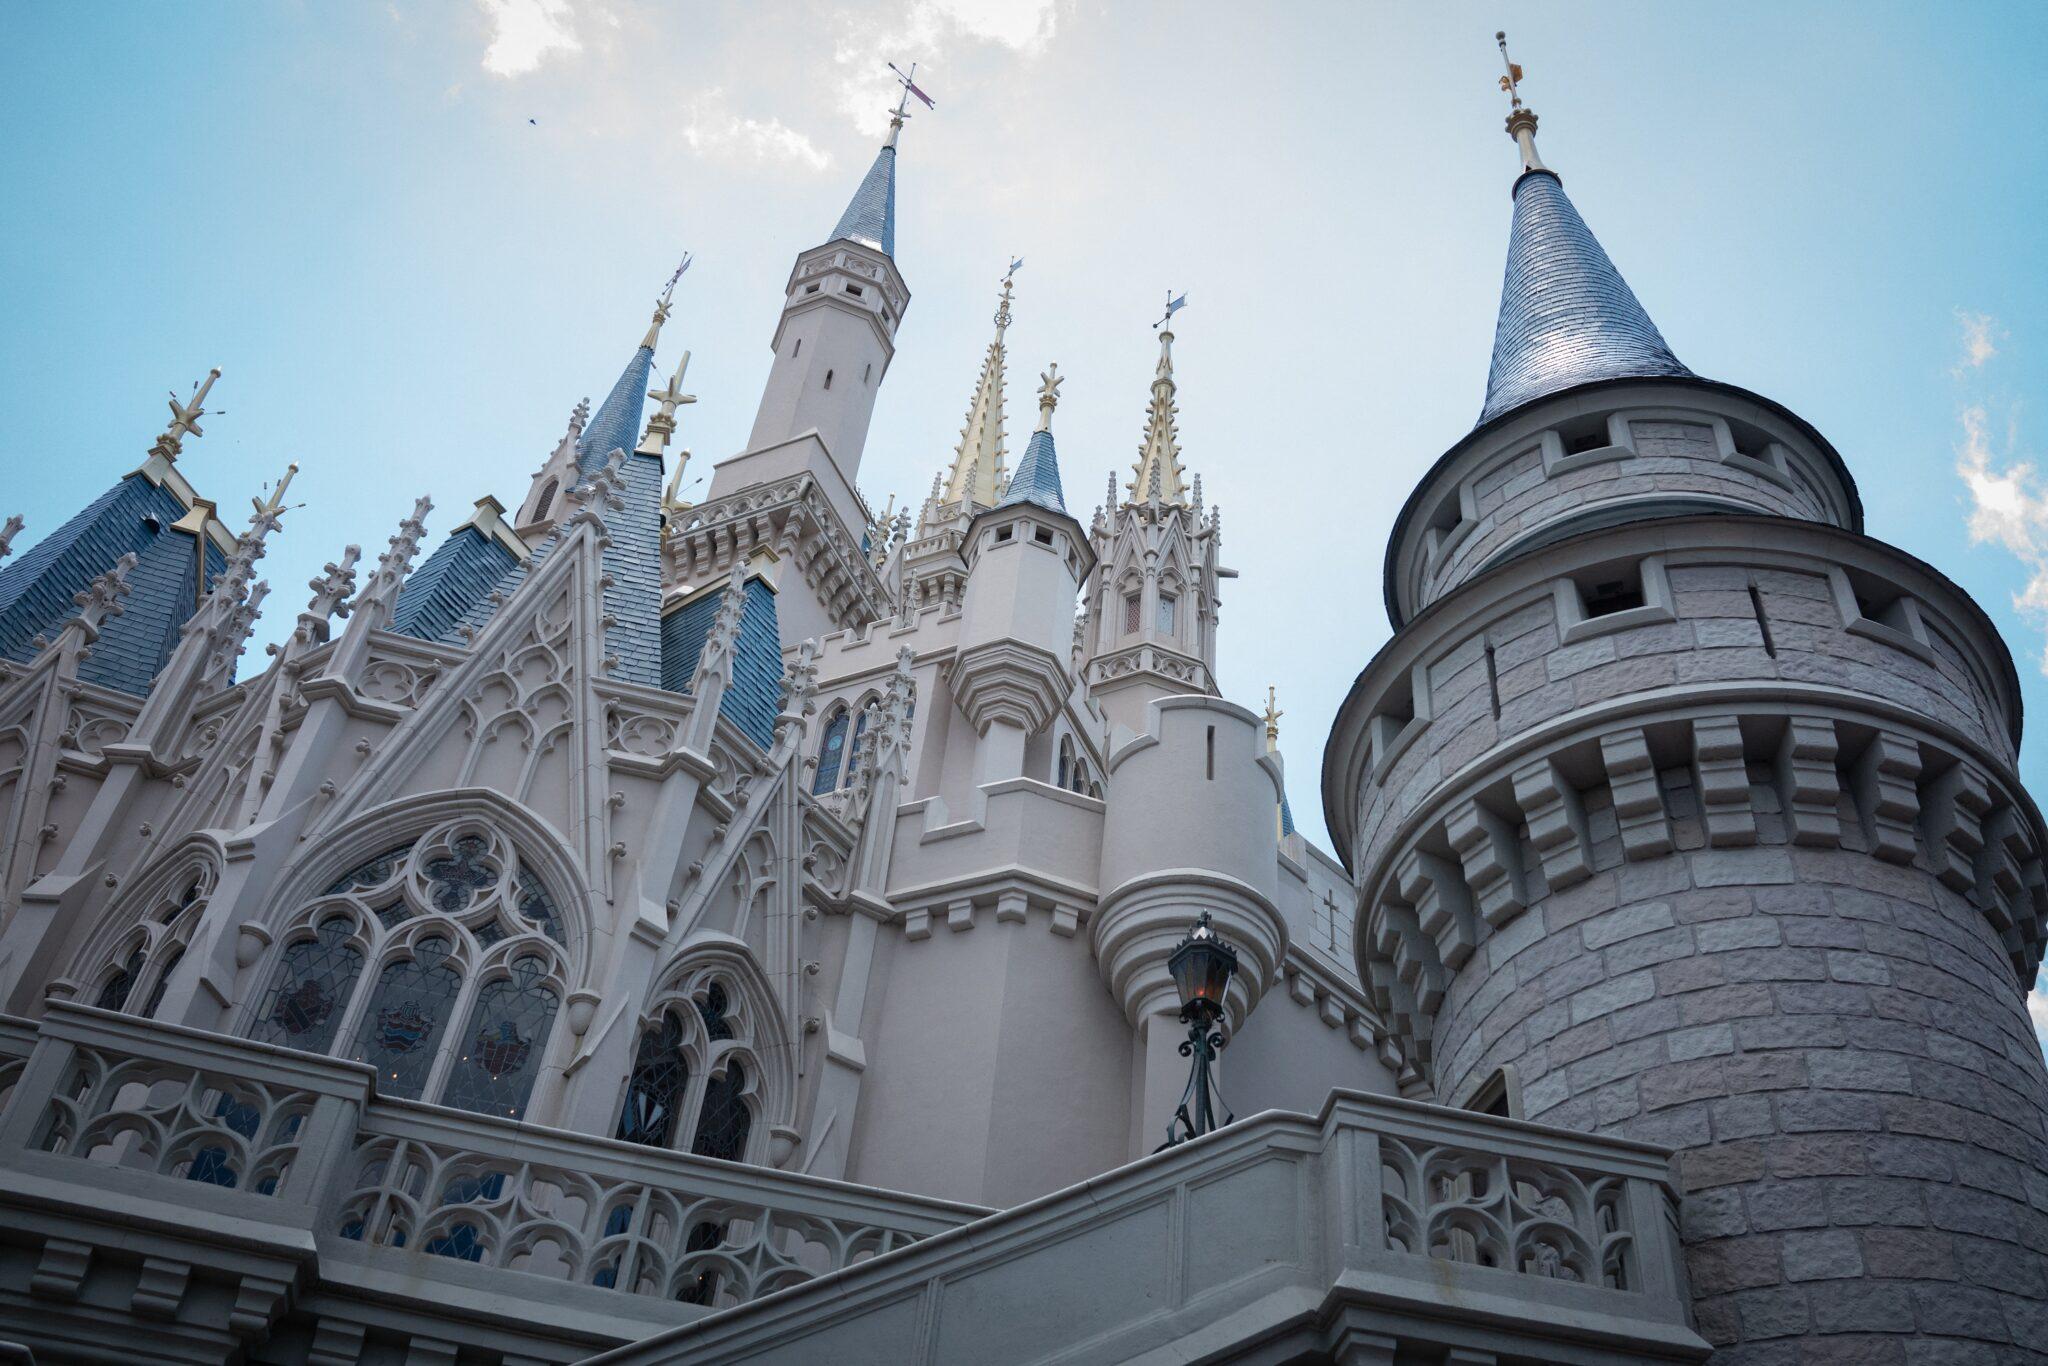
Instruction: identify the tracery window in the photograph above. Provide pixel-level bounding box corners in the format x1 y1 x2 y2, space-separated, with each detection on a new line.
85 866 212 1020
613 967 765 1165
812 707 849 794
242 823 569 1120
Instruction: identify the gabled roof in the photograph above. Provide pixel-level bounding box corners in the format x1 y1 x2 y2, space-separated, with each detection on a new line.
660 574 785 750
1478 171 1691 426
0 474 225 696
829 144 897 257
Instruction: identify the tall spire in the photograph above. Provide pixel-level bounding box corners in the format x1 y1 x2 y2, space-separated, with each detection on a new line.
1129 305 1191 506
578 294 666 472
940 269 1015 512
828 62 929 256
999 364 1066 514
1477 34 1690 426
149 367 222 463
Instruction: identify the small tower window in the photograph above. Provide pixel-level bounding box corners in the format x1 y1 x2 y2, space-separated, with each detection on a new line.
1157 596 1177 633
824 370 834 390
534 480 557 520
1123 594 1141 633
864 363 872 384
792 338 801 357
844 283 864 297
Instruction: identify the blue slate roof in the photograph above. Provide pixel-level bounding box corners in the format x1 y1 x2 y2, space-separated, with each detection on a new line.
578 345 654 475
998 429 1066 514
390 527 520 642
0 473 225 696
393 335 663 685
829 144 897 257
1280 792 1296 838
1479 171 1691 426
661 575 785 750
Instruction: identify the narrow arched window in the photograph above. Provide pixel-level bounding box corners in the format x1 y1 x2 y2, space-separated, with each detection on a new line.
96 943 144 1011
823 369 834 390
841 706 872 790
813 708 849 794
535 479 558 520
443 953 558 1119
1057 737 1074 790
140 945 184 1019
350 936 462 1100
248 915 363 1054
616 1011 689 1147
693 1061 751 1162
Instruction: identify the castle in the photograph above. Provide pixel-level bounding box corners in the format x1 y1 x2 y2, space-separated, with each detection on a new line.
0 51 2043 1366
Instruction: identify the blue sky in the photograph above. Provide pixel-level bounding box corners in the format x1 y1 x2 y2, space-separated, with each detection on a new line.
7 3 2048 1024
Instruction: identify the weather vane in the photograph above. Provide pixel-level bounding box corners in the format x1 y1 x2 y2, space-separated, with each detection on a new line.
1496 31 1525 109
1154 290 1188 331
661 252 694 304
887 61 935 127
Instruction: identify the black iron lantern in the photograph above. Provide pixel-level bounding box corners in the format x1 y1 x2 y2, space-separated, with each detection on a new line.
1159 912 1240 1150
1167 911 1239 1025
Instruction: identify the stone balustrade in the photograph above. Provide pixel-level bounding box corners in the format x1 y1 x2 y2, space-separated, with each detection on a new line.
0 1002 985 1363
586 1090 1708 1365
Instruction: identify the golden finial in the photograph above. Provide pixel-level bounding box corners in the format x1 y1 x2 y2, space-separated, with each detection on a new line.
1495 32 1547 174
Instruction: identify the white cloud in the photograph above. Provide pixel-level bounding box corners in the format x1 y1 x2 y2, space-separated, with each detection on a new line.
1956 308 2000 373
829 0 1059 136
683 89 832 171
478 0 581 78
2031 975 2048 1052
1954 334 2048 672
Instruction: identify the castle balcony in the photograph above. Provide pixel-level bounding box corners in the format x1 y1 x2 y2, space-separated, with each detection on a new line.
0 1003 984 1364
589 1089 1707 1365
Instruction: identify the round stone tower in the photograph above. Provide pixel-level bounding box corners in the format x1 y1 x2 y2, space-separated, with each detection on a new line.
1324 90 2048 1362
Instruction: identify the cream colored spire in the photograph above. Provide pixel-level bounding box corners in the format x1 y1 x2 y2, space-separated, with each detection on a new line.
1129 318 1190 506
637 349 695 457
1035 363 1062 432
1497 31 1548 174
1263 685 1282 752
940 270 1014 510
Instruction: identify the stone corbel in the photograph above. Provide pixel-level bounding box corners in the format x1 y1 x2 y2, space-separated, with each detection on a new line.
1774 717 1842 847
1691 716 1757 847
1852 729 1922 864
1921 759 1992 893
1599 728 1673 859
1444 796 1527 926
1510 754 1593 889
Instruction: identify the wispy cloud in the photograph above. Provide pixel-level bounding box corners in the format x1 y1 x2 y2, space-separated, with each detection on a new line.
1952 311 2048 670
1955 308 2001 375
829 0 1059 136
478 0 581 78
683 89 832 171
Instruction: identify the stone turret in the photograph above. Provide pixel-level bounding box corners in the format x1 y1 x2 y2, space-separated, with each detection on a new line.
1325 65 2048 1364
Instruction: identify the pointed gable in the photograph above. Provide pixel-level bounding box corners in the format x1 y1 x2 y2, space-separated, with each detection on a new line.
0 474 225 696
1478 171 1691 426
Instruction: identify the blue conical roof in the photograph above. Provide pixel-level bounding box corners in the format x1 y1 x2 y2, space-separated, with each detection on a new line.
999 429 1066 514
829 143 897 257
577 344 655 474
1479 171 1690 426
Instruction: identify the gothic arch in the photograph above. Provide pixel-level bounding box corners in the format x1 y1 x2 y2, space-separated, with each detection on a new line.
613 939 796 1165
70 836 224 1018
254 789 595 984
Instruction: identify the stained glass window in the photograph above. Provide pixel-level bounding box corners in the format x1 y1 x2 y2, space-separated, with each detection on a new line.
140 945 184 1019
441 955 557 1119
616 1011 689 1148
512 867 565 944
349 937 461 1100
698 982 735 1042
96 944 144 1011
691 1060 751 1162
324 843 413 897
812 709 849 794
424 835 496 913
248 916 364 1054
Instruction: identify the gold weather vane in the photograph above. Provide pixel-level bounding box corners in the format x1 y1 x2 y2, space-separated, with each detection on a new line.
1496 31 1525 109
1494 31 1547 173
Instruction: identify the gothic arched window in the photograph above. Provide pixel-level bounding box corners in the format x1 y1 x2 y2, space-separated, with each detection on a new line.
83 866 212 1020
841 705 873 791
611 967 766 1166
1057 737 1074 790
535 479 558 521
813 708 849 794
242 823 570 1119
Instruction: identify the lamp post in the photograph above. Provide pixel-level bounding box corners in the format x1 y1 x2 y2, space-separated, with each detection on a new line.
1159 911 1240 1150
